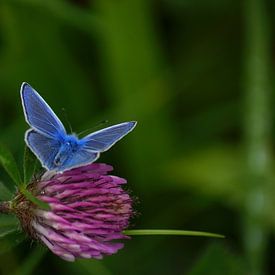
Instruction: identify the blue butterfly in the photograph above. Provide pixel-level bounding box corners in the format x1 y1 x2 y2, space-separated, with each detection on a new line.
20 82 137 172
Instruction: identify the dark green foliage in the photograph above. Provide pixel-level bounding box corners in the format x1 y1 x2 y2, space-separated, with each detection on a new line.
0 0 273 274
0 143 22 188
188 243 246 275
0 230 25 255
0 215 19 238
14 246 47 275
23 146 39 185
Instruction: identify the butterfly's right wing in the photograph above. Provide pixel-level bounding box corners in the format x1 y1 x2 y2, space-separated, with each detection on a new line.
81 121 137 152
25 129 61 170
58 149 99 172
21 83 66 138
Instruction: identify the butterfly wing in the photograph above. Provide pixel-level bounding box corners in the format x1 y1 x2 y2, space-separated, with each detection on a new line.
58 149 99 172
25 129 61 171
81 121 137 152
21 82 66 138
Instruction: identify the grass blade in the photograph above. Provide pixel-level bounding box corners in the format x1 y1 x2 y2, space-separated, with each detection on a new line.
124 229 225 238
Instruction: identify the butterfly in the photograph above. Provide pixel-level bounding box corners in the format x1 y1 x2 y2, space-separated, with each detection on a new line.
20 82 137 172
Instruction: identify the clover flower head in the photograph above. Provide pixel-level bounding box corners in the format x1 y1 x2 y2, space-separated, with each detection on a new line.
13 163 133 261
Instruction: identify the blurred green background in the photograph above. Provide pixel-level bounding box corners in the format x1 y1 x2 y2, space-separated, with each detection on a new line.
0 0 274 274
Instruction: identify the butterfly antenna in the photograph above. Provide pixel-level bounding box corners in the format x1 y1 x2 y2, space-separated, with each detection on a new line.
78 120 109 137
62 108 73 134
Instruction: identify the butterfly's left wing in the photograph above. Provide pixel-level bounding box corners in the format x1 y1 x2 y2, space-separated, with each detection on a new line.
25 129 61 170
58 149 99 172
81 121 137 152
26 129 98 172
21 82 66 138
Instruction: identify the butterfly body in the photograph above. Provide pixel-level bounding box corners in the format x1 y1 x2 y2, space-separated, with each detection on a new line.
21 83 136 172
53 134 80 167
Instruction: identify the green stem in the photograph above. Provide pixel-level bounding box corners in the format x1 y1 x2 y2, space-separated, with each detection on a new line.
243 0 271 274
124 229 224 238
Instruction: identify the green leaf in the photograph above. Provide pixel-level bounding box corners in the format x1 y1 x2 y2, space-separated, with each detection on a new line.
123 229 224 238
0 230 26 255
0 215 18 227
0 181 13 201
187 243 245 275
14 246 47 275
20 189 50 211
0 143 22 188
0 215 19 238
23 146 39 185
0 227 17 238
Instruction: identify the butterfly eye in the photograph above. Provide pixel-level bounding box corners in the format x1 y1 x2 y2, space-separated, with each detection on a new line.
54 157 61 166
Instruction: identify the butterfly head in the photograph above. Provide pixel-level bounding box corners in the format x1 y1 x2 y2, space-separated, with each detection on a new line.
54 135 79 167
